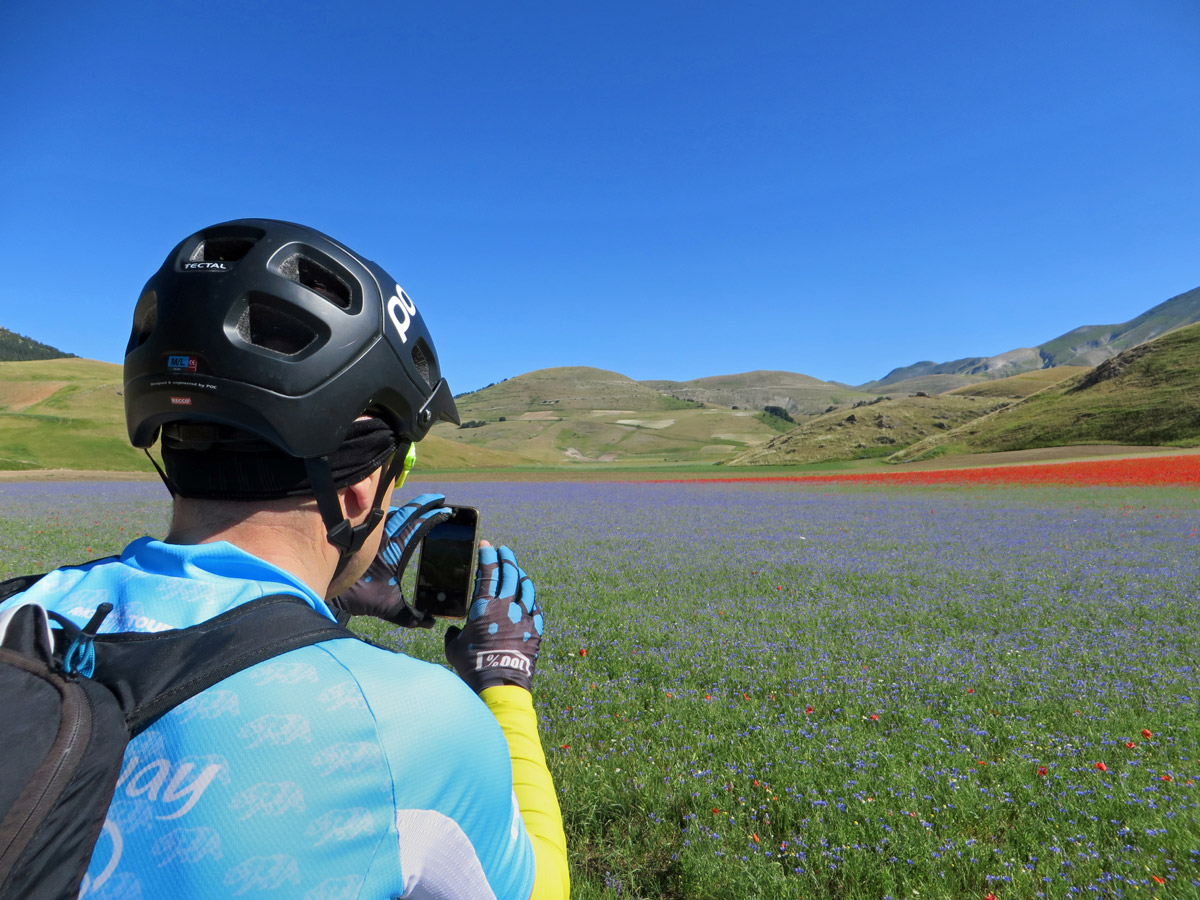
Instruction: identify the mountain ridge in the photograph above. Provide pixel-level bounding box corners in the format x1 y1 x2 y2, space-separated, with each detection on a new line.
860 284 1200 390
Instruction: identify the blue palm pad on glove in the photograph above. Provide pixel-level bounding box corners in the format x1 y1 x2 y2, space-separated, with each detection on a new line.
329 493 452 627
445 544 544 693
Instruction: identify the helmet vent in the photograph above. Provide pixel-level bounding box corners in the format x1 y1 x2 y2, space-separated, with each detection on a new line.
278 254 352 309
190 234 260 262
128 290 157 350
410 337 433 387
236 300 318 356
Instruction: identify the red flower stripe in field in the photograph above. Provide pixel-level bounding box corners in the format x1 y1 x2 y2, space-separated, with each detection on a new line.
673 455 1200 488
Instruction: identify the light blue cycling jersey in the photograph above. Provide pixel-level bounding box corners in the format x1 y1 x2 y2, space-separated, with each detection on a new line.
13 537 535 900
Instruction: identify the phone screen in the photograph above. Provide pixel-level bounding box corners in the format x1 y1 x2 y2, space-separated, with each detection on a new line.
414 506 479 619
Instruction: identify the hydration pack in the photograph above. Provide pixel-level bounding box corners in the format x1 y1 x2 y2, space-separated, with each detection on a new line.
0 575 353 900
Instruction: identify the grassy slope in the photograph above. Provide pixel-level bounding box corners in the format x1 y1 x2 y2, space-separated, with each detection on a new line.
893 323 1200 462
867 373 986 395
444 366 782 465
641 369 873 414
724 394 1010 466
0 358 145 471
946 366 1091 399
0 358 530 472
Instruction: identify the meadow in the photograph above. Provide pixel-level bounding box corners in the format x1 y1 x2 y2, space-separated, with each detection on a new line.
1 462 1197 899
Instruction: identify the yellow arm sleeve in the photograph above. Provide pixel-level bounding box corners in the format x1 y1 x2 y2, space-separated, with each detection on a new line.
480 685 570 900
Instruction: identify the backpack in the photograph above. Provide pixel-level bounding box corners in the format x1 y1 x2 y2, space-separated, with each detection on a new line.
0 574 355 900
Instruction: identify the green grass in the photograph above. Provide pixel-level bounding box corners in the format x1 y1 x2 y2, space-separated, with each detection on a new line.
3 480 1198 898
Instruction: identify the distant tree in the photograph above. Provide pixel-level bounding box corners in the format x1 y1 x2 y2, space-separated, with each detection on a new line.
763 405 794 423
0 327 75 362
458 420 487 429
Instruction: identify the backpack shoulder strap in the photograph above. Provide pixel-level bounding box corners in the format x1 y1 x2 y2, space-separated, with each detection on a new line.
91 594 357 734
0 574 45 604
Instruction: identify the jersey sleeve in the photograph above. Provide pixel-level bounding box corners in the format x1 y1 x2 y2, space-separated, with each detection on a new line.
324 641 536 900
481 686 570 900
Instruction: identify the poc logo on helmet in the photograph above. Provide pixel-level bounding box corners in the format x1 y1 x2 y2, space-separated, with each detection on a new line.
386 286 417 345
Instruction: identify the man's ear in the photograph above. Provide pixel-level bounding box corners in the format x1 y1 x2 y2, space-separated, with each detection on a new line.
339 468 384 525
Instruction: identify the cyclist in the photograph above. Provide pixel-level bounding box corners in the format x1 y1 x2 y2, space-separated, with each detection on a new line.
10 219 568 899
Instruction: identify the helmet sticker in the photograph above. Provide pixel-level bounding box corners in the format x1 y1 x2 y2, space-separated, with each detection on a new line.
183 262 229 271
169 396 193 406
386 286 418 344
167 355 199 372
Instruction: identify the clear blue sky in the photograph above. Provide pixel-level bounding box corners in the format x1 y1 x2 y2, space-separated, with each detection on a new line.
2 1 1198 391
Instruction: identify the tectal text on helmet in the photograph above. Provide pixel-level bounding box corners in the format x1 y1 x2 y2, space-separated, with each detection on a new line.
387 287 417 344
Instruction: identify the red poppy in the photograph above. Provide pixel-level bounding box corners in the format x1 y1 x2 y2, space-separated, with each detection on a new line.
579 648 587 657
1037 767 1047 777
1160 774 1173 782
1141 729 1153 739
985 892 998 900
869 714 880 721
1125 742 1136 749
1152 875 1165 885
751 833 760 843
1095 762 1108 772
967 688 975 694
805 705 814 714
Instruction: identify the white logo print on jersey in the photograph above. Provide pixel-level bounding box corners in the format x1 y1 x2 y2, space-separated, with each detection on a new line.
223 855 300 896
238 714 312 748
249 658 319 686
318 680 367 712
310 742 382 777
230 782 306 820
177 689 240 722
305 808 374 846
115 756 224 820
150 827 223 866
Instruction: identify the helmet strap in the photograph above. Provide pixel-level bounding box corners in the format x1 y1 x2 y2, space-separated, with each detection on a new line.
144 448 180 497
304 451 405 564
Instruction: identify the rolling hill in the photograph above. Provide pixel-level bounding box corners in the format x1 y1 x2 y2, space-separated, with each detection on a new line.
640 370 873 415
891 322 1200 462
0 358 531 472
6 279 1200 473
722 394 1011 466
441 367 782 465
0 358 143 471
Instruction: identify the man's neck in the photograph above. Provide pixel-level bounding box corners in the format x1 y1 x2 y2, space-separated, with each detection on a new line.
167 499 338 599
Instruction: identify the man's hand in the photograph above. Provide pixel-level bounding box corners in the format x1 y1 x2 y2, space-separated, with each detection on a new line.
327 493 452 627
445 542 544 693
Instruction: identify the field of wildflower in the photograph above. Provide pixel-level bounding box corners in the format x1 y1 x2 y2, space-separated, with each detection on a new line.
1 456 1197 900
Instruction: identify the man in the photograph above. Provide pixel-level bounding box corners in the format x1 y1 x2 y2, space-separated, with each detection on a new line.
9 219 569 899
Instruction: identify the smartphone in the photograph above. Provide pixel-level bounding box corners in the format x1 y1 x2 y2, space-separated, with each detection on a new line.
413 506 479 619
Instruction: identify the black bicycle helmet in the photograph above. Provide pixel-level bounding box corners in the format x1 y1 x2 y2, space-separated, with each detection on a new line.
124 218 459 555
